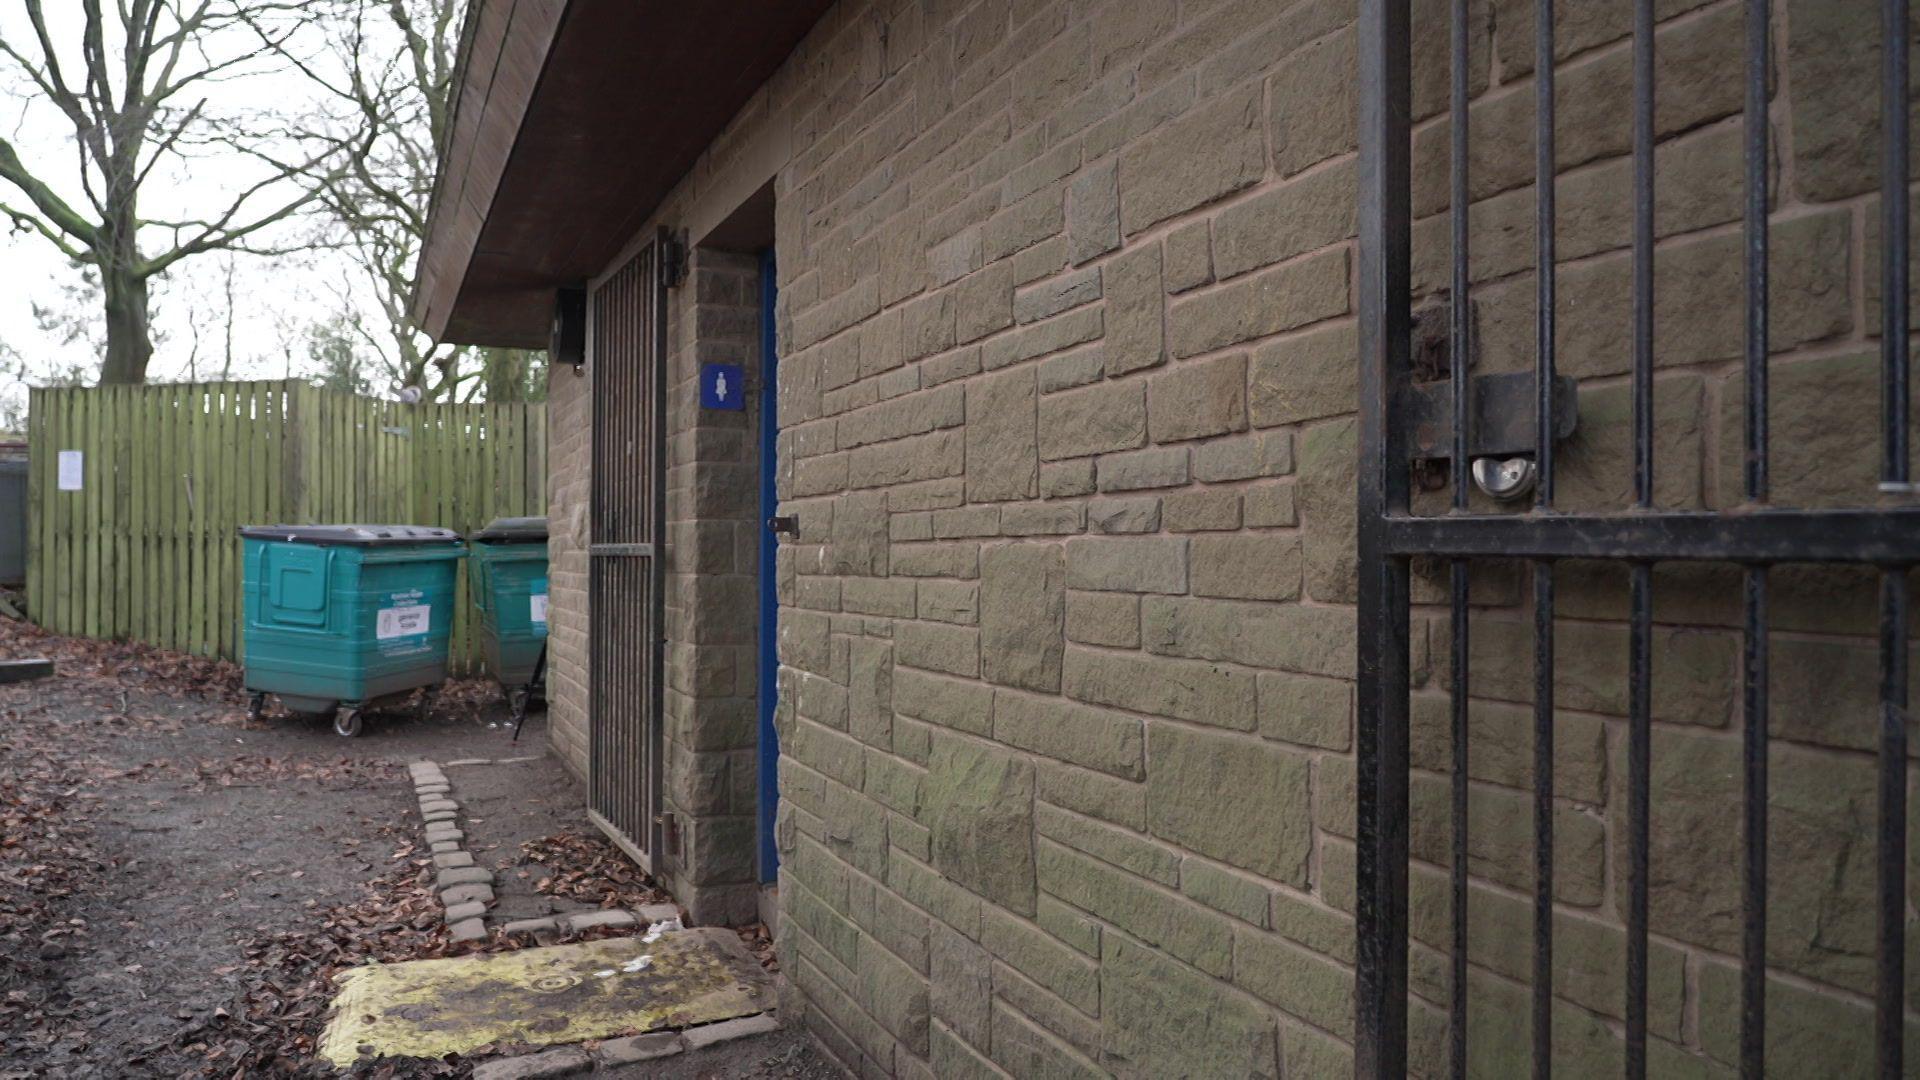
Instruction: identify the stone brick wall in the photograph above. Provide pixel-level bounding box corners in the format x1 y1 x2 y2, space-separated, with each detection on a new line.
544 343 592 781
530 0 1918 1075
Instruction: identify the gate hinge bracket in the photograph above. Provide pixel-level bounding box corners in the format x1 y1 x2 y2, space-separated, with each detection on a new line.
1404 372 1579 460
660 229 689 289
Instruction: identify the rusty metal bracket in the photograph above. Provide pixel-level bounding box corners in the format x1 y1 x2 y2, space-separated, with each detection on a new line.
1404 372 1579 460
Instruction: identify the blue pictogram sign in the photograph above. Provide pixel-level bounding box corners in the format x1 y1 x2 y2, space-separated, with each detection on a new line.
700 363 746 411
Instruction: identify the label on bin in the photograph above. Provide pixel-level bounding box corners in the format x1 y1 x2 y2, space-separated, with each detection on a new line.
377 603 432 640
530 577 549 625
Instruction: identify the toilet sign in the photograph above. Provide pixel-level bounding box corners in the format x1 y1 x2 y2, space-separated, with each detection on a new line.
699 363 745 411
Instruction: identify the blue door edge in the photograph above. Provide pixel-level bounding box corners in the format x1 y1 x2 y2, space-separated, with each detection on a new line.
756 248 781 884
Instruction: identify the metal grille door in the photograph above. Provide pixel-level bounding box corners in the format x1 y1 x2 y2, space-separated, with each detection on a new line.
1355 2 1917 1075
588 239 667 871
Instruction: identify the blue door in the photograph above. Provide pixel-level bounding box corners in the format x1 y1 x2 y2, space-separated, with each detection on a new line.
757 249 780 882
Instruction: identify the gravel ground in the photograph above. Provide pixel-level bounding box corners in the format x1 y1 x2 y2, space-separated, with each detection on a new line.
0 619 836 1078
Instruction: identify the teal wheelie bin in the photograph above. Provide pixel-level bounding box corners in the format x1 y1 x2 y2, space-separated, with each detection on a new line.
466 516 549 726
239 525 466 737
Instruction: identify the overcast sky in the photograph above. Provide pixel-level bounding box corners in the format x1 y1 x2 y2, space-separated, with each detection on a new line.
0 2 399 424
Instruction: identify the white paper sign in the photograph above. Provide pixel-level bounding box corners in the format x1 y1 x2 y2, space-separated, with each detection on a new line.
57 450 83 491
376 604 431 640
530 593 549 624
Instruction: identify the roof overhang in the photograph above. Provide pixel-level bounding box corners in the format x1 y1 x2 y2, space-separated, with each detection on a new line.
413 0 831 347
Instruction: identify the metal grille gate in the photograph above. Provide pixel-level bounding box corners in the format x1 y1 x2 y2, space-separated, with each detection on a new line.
1355 2 1917 1076
588 238 667 872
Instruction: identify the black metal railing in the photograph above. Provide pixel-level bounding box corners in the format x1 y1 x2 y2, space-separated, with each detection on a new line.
1355 1 1918 1075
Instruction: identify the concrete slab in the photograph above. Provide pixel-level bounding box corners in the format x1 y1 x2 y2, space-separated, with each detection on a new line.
318 927 774 1068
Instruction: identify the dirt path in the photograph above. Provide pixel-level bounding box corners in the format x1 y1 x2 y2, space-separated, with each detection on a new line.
1 620 835 1079
0 621 577 1078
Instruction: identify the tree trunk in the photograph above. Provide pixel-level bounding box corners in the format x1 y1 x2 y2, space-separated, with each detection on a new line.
482 347 530 402
98 264 152 385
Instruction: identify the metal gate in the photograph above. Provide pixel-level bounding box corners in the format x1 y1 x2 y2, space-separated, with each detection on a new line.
1355 2 1915 1076
588 236 668 872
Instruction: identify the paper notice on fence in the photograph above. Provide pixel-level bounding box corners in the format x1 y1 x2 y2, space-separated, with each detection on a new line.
57 450 83 491
377 604 431 640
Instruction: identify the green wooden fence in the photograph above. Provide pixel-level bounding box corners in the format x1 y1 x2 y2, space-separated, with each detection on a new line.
24 380 547 673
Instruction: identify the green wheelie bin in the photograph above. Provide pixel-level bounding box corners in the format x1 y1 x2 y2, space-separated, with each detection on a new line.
239 525 466 736
466 516 549 725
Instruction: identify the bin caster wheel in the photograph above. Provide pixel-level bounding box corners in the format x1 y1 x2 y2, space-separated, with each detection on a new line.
247 693 267 723
509 688 531 725
333 707 365 738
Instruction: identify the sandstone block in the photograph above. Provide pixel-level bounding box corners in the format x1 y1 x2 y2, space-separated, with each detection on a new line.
1088 495 1160 534
1190 533 1302 601
1164 220 1214 294
925 737 1037 916
1170 248 1349 359
965 368 1038 502
1249 321 1356 428
1038 380 1146 461
980 543 1067 692
1147 724 1311 884
1098 932 1276 1078
1063 647 1254 729
1063 535 1187 594
995 689 1142 779
1096 446 1189 492
1148 354 1248 443
1269 27 1356 177
1015 266 1102 324
1068 160 1121 265
1064 590 1139 648
1040 459 1097 498
1120 83 1265 234
1212 159 1356 280
1106 242 1167 375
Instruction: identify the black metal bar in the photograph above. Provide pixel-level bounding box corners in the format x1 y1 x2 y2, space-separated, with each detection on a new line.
1535 0 1556 509
1385 508 1920 563
1741 6 1773 1066
1745 0 1771 505
1882 0 1910 490
1450 558 1470 1080
1531 559 1554 1078
1451 0 1471 515
1741 565 1769 1076
1448 3 1472 1068
1878 569 1909 1078
1632 0 1655 512
1626 6 1654 1075
1876 4 1910 1069
1627 566 1652 1078
1356 0 1412 1072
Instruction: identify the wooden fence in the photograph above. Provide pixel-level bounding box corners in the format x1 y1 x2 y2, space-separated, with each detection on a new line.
24 381 546 673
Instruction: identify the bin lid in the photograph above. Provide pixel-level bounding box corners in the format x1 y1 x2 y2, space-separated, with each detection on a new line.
470 516 549 543
238 524 464 547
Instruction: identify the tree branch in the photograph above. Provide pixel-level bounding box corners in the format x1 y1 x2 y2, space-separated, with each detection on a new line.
0 135 99 249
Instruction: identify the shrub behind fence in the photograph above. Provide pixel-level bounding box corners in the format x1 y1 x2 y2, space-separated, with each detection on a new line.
24 381 547 674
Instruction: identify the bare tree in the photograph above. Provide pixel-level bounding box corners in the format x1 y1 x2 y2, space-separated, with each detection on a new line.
296 0 543 402
0 1 370 383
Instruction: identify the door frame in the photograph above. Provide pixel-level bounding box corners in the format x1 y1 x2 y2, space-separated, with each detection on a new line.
756 247 781 883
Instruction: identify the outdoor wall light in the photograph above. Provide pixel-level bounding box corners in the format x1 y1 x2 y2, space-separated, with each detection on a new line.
551 286 587 376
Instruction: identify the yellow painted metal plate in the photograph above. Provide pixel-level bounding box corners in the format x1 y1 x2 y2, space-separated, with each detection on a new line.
319 928 774 1067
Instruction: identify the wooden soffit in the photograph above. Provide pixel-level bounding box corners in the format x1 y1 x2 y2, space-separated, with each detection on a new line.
414 0 830 347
